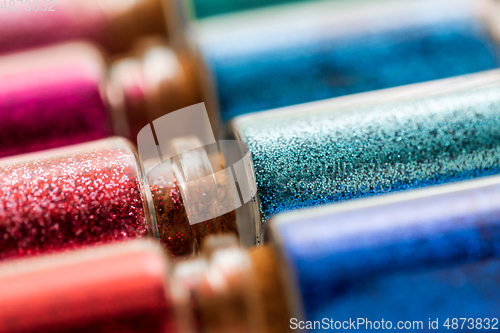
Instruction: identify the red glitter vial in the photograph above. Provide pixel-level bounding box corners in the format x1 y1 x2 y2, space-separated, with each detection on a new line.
0 138 151 260
0 137 238 260
0 239 177 333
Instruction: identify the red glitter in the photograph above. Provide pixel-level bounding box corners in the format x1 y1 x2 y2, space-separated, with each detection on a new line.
0 138 148 261
0 240 176 333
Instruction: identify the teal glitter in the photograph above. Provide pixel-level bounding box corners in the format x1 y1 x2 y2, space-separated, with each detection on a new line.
189 0 311 18
232 77 500 222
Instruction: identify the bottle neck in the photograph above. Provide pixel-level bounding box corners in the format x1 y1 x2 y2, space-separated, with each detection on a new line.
139 133 261 258
100 0 167 53
110 42 201 142
142 136 239 258
170 236 290 333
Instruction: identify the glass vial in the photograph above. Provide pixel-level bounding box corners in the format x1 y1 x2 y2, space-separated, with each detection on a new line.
267 174 500 326
0 42 114 159
0 0 166 54
0 39 200 159
0 138 151 261
0 240 177 333
226 69 500 229
168 0 500 121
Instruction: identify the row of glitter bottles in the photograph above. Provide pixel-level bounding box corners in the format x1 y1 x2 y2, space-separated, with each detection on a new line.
3 0 500 159
4 67 500 260
3 170 500 332
2 0 500 258
2 0 500 331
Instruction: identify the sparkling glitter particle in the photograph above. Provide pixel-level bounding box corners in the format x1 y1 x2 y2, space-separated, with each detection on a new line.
148 162 237 258
0 138 148 260
234 80 500 223
148 165 197 258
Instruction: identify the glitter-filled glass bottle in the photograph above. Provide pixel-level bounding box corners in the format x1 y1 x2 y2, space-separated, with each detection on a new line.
0 0 166 54
0 133 240 260
0 138 151 261
166 0 500 122
266 174 500 327
0 236 289 333
0 40 200 159
0 240 177 333
220 69 500 239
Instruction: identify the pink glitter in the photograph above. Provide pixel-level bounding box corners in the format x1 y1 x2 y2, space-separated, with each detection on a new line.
0 138 148 261
0 1 110 54
0 0 166 54
0 43 113 159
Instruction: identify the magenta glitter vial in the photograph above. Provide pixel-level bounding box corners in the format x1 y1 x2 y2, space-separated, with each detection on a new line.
0 42 114 158
0 40 200 159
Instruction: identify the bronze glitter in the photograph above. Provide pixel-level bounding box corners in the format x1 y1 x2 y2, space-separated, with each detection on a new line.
148 162 237 258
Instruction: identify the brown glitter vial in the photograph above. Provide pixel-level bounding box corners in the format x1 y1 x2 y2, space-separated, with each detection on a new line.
0 129 246 260
137 103 263 258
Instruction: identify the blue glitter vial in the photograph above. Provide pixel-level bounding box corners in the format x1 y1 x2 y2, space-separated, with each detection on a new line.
192 0 500 121
268 174 500 332
228 70 500 233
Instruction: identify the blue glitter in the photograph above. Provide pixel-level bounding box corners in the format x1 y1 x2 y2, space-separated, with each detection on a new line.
269 176 500 330
197 0 500 121
230 72 500 222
